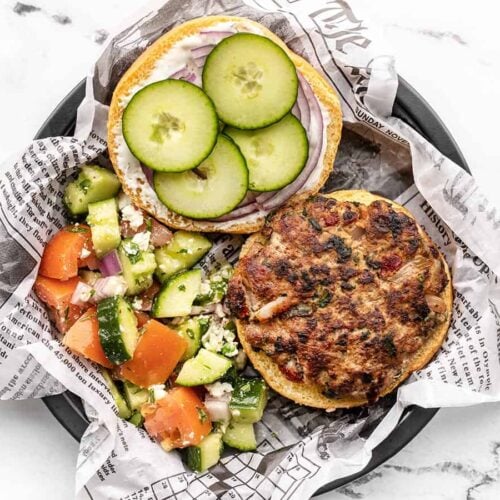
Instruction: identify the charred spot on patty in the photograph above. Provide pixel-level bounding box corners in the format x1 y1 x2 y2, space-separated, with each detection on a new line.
323 235 352 262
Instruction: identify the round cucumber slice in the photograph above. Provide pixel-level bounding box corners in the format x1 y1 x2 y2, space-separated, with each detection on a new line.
225 114 309 192
122 79 218 172
153 135 248 219
202 33 298 129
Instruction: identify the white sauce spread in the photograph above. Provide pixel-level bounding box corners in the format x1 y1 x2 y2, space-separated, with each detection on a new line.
114 21 330 227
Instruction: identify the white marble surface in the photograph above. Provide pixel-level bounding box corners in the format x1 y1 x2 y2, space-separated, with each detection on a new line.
0 0 499 499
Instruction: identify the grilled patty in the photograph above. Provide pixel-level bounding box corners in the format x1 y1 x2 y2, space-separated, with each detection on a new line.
227 193 450 404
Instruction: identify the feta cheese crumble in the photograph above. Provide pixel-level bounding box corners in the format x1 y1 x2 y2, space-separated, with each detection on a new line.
205 381 233 399
131 231 151 251
201 319 238 357
121 204 144 230
79 247 91 259
149 384 167 401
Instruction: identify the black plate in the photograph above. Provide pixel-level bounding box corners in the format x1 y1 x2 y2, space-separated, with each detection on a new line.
38 77 469 495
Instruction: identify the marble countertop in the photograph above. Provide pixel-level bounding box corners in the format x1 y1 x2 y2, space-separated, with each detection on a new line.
0 0 499 499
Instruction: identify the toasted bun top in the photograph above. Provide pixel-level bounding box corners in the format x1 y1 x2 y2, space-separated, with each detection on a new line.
228 190 453 409
108 16 342 233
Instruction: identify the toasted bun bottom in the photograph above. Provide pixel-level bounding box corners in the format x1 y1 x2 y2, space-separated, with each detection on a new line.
107 16 342 233
236 190 453 409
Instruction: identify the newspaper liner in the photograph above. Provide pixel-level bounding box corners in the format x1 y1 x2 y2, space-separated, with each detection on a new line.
0 0 499 498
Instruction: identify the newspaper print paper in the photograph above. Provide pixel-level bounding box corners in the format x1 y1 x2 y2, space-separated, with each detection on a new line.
0 0 499 499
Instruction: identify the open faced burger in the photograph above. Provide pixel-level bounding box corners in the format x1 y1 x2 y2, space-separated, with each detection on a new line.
107 16 343 233
227 190 453 408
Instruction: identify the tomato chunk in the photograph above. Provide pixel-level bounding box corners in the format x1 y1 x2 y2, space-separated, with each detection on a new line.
142 387 211 449
34 275 85 333
63 306 113 368
119 320 187 387
39 225 93 280
34 275 80 309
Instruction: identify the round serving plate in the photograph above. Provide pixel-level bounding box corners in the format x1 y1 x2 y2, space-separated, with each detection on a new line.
37 77 469 496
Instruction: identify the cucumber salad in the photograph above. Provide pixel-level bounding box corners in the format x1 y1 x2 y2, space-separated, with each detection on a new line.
34 164 268 472
118 29 317 221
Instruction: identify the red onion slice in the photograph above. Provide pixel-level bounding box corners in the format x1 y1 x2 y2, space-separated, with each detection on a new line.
262 75 324 211
141 164 154 187
191 45 214 59
99 250 122 277
292 102 301 120
169 65 189 79
296 81 311 130
168 65 198 83
200 30 234 39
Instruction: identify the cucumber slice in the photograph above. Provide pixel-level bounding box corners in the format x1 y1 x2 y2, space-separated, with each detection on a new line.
223 421 257 451
128 411 144 427
230 378 268 424
175 316 210 361
122 79 218 172
101 370 132 419
225 114 308 192
118 240 157 296
123 381 150 411
186 432 224 472
175 348 232 386
203 33 298 129
152 269 201 318
153 135 248 219
87 198 121 258
154 231 212 283
97 296 139 364
64 165 121 216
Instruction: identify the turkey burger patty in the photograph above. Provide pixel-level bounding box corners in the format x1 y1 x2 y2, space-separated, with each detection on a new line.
227 190 453 409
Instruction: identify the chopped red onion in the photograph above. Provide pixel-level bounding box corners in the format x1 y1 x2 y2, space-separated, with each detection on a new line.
204 399 231 422
93 276 128 302
99 250 122 277
70 282 94 306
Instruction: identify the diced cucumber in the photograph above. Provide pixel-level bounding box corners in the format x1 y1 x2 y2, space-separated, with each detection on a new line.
64 165 121 216
123 79 218 172
118 240 157 296
223 421 257 451
175 316 210 361
152 269 201 318
230 378 268 424
101 369 132 419
97 296 139 364
203 33 298 129
186 432 224 472
175 348 232 386
123 381 150 411
225 113 308 192
87 198 121 258
128 411 144 427
154 231 212 283
153 135 248 219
